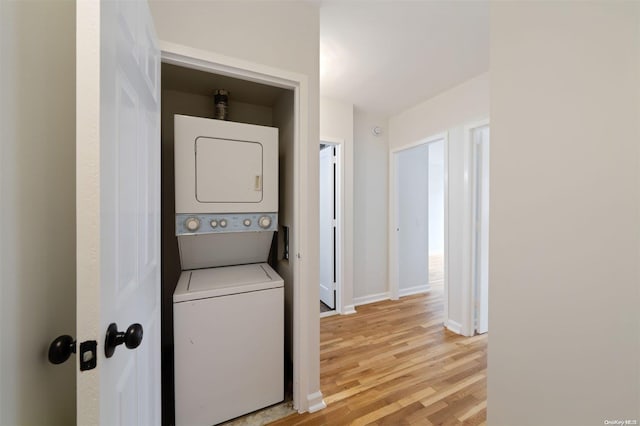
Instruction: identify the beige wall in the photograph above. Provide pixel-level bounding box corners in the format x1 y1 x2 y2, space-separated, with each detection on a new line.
389 73 489 151
488 2 640 424
0 1 76 424
353 109 389 302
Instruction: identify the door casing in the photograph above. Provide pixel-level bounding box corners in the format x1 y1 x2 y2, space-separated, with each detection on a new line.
462 119 490 337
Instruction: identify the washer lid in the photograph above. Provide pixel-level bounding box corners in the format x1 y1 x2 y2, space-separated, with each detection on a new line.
173 263 283 302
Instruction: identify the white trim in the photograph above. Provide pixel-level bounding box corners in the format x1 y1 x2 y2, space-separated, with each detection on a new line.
391 132 448 153
159 41 321 413
461 119 490 337
160 41 304 88
306 391 327 414
76 2 101 423
445 319 463 335
389 132 449 318
398 285 430 298
341 305 357 315
443 137 450 328
353 292 390 307
388 149 399 300
320 310 338 319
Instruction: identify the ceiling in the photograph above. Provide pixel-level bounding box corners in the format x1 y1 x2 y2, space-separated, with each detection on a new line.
320 1 489 118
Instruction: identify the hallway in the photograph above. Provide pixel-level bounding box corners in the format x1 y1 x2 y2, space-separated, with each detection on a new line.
270 277 487 425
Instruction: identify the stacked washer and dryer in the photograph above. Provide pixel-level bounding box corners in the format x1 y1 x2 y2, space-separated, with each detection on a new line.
172 114 284 426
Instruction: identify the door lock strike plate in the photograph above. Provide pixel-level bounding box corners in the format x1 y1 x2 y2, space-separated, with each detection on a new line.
79 340 97 371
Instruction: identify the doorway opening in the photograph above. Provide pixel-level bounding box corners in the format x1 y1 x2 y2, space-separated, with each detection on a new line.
319 141 341 317
390 135 448 304
158 45 319 424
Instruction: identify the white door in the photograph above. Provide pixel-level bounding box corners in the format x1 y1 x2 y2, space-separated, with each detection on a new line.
319 146 335 309
76 1 161 424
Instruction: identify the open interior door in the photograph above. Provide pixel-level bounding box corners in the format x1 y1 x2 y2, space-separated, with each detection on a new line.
319 146 336 310
76 0 161 423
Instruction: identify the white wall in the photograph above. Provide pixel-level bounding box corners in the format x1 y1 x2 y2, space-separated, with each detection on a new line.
353 109 389 303
489 3 640 425
389 73 489 151
389 73 489 331
149 0 322 412
0 1 76 424
320 97 354 312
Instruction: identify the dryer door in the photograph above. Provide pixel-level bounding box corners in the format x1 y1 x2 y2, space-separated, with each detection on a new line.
196 137 263 203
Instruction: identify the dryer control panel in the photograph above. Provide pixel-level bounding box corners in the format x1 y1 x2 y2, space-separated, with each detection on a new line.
176 213 278 236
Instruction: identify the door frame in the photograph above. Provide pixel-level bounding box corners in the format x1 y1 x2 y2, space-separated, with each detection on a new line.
160 41 323 413
389 133 449 317
319 138 343 317
461 119 490 336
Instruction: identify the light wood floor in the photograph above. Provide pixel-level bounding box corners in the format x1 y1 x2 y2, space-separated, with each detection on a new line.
270 266 487 425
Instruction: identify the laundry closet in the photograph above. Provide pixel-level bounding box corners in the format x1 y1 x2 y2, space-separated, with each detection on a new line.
160 63 296 426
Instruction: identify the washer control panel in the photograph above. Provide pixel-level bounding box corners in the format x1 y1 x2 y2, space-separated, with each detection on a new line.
176 213 278 235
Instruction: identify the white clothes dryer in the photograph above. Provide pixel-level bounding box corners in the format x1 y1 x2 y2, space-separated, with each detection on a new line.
173 263 284 426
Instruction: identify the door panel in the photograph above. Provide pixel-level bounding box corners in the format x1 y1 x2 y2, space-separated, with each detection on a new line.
319 146 335 309
76 0 161 424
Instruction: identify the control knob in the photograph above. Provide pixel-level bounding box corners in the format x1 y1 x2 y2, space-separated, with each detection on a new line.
258 216 272 229
185 217 200 232
210 220 218 228
243 219 252 227
219 219 228 228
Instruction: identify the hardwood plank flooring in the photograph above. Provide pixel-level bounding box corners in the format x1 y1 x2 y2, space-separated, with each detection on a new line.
269 277 487 426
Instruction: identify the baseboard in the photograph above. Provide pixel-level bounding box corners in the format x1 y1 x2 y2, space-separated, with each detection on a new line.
306 391 326 413
353 292 390 307
320 310 338 319
342 304 357 315
398 284 430 298
445 319 463 335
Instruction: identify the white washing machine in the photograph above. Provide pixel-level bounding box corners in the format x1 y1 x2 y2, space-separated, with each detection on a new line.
172 115 284 426
173 263 284 426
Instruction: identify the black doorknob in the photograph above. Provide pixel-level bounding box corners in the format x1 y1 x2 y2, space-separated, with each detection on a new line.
105 323 143 358
48 335 76 364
